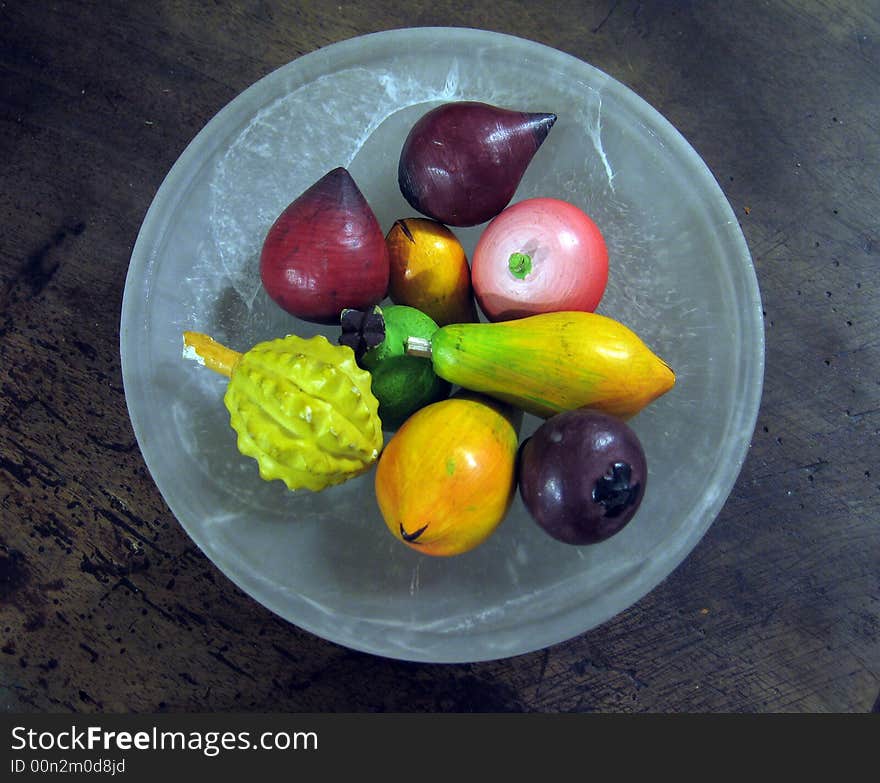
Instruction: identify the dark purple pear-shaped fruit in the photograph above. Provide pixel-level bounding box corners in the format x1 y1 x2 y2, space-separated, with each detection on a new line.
518 409 648 545
398 101 557 227
260 167 389 324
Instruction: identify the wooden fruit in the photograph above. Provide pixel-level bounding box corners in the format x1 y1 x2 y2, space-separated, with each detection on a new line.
338 304 451 430
374 394 519 556
260 167 389 324
182 331 383 492
519 409 648 545
385 218 478 327
471 197 609 321
405 311 675 419
398 101 557 227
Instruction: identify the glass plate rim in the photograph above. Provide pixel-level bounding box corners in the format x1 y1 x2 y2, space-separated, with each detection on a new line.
120 26 765 663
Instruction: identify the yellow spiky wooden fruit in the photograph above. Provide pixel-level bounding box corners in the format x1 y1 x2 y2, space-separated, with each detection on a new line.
183 331 383 492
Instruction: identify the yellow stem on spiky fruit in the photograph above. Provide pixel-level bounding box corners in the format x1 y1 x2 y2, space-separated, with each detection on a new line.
182 331 242 378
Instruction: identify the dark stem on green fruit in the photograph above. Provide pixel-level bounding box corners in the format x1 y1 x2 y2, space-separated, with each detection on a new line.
338 306 386 363
508 252 532 279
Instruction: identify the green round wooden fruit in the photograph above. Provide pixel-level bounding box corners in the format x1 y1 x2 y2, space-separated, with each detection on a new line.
340 304 450 429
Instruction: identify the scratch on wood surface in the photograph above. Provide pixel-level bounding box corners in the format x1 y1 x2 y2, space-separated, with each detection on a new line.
209 650 255 681
846 406 880 419
534 647 551 699
93 507 170 558
592 0 622 33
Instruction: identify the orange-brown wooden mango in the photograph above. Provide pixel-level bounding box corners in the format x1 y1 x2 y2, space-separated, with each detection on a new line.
374 394 519 556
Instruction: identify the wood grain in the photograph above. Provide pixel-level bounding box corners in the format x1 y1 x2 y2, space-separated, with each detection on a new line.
1 0 877 713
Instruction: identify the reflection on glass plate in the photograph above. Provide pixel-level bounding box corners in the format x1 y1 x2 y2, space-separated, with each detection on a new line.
120 28 764 663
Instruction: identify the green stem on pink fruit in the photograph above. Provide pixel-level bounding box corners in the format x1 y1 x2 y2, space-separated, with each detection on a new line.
508 252 532 279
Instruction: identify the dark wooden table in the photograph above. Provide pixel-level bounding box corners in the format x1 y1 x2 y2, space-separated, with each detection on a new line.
2 1 877 713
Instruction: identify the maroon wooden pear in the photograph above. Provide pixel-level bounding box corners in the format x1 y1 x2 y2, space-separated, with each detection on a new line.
398 101 557 227
260 167 389 324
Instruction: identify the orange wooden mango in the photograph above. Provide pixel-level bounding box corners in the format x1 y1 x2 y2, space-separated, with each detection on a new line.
385 217 478 327
374 394 518 556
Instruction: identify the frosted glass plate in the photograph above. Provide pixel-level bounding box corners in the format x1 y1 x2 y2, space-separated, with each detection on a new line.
120 28 764 663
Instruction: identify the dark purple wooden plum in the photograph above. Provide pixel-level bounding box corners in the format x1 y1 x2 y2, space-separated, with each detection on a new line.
260 167 389 324
518 409 647 545
398 101 556 227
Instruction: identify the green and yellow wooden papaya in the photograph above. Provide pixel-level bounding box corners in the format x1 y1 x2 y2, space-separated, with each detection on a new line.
405 311 675 419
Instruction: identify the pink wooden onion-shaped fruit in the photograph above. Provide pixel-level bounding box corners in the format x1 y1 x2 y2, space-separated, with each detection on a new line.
260 167 390 324
471 197 609 322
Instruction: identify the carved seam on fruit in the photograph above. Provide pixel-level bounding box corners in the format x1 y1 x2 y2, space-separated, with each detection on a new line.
396 219 416 244
399 522 429 542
